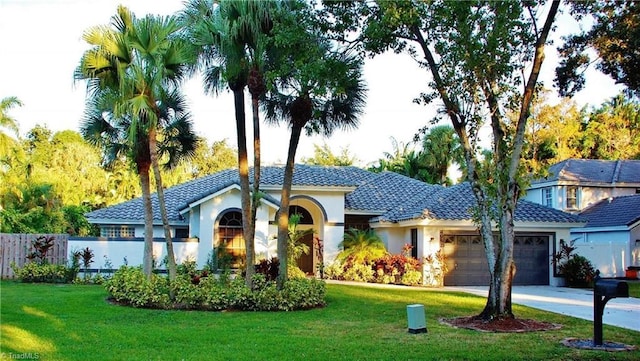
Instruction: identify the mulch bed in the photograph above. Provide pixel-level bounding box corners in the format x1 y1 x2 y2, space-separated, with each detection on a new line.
441 316 562 333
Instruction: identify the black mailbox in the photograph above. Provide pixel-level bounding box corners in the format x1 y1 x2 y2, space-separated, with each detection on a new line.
593 274 629 346
594 279 629 298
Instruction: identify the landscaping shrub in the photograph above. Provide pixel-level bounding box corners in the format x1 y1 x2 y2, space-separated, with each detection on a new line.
104 265 325 311
287 264 307 280
324 262 344 280
255 257 279 281
371 252 421 284
326 244 423 286
342 263 374 282
553 240 596 287
104 266 170 308
12 262 72 283
561 255 596 288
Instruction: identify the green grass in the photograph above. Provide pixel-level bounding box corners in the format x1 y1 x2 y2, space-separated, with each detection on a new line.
627 280 640 298
1 281 639 361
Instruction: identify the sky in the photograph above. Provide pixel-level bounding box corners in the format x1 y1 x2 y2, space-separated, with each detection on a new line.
0 0 624 167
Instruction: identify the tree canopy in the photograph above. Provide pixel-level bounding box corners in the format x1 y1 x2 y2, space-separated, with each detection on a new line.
556 1 640 97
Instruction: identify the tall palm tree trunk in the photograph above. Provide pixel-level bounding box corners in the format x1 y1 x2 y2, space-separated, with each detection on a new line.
276 123 303 288
138 163 154 279
249 93 261 280
231 86 255 286
149 127 178 283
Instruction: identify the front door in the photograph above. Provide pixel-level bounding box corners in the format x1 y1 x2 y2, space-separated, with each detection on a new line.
296 233 315 275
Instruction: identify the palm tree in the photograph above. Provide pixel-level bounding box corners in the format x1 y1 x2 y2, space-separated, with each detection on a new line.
0 96 22 137
182 0 277 286
263 7 367 286
337 228 387 266
0 96 23 160
419 125 462 185
76 6 196 280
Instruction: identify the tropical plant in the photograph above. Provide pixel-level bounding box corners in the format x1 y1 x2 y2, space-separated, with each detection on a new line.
552 240 596 288
262 0 366 286
337 228 387 266
182 0 279 287
287 213 312 266
0 96 22 159
76 6 197 280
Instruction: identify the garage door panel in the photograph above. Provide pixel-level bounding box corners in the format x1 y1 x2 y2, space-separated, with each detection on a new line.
443 233 550 286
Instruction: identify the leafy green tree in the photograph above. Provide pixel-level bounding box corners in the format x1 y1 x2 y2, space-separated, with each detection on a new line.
324 0 559 320
182 0 278 286
580 93 640 159
76 6 197 280
263 1 367 286
162 138 237 185
555 1 640 97
301 143 357 166
523 96 585 174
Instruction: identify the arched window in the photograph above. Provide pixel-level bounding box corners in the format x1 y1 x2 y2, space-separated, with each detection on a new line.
217 210 245 269
289 205 313 225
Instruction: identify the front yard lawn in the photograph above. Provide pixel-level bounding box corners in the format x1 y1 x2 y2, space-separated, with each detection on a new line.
1 281 639 361
627 280 640 298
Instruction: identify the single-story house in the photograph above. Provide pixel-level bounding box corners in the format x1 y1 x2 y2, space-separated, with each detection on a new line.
570 195 640 278
523 158 640 277
73 165 584 286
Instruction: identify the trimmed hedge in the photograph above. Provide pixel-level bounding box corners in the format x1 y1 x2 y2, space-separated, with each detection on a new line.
104 266 326 311
11 262 77 283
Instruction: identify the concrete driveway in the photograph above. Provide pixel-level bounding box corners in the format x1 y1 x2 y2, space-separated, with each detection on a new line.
448 285 640 331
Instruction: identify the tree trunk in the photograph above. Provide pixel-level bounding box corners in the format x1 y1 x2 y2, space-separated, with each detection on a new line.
138 163 154 279
276 124 303 289
232 88 254 287
148 127 177 283
248 93 262 284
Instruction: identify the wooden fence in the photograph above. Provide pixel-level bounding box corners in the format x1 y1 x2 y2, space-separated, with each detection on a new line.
0 233 68 279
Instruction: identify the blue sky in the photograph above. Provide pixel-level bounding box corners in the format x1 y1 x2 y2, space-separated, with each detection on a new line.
0 1 623 166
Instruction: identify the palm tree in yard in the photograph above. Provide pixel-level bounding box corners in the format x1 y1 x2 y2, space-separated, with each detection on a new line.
181 0 278 286
0 96 23 159
76 6 196 280
263 3 367 286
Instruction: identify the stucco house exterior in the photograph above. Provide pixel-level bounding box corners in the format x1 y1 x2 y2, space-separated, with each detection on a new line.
524 159 640 277
73 165 583 286
524 159 640 213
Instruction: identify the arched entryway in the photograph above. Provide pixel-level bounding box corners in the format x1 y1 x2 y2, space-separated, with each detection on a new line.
290 205 315 274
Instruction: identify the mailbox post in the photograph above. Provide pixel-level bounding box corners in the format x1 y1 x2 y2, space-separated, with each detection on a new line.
593 273 629 346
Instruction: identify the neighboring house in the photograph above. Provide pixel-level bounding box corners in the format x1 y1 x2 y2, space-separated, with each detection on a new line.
570 195 640 278
73 165 583 286
524 159 640 213
524 159 640 277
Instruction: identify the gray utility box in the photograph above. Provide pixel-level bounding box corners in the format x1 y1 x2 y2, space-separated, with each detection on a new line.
407 304 427 334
